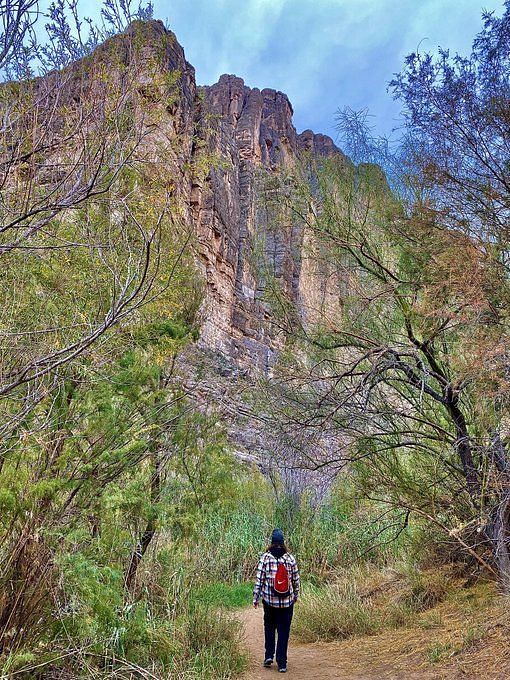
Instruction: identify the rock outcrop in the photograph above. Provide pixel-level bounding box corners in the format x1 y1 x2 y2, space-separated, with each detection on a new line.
191 73 347 371
54 19 347 471
90 21 348 373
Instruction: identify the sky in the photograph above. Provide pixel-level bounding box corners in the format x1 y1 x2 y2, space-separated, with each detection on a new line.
86 0 506 139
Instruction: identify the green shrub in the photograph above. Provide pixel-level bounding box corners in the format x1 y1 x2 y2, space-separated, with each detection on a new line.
179 604 248 679
191 582 253 610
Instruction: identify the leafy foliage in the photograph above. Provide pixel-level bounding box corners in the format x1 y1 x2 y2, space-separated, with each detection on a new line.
258 3 510 587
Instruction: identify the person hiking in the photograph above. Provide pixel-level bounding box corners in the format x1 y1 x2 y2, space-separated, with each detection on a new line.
253 528 300 673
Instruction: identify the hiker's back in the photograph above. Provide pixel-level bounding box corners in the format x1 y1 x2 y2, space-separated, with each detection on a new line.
253 530 301 673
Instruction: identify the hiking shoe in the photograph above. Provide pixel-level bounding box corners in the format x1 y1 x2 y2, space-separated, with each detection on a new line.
278 667 287 673
263 658 273 667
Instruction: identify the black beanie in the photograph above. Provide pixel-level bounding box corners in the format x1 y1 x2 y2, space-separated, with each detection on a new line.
271 528 285 546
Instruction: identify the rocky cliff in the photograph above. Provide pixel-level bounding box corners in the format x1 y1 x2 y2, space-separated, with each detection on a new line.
193 73 347 371
88 20 347 374
8 19 346 471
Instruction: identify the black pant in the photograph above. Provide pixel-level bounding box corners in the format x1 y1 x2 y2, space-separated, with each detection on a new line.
263 601 294 667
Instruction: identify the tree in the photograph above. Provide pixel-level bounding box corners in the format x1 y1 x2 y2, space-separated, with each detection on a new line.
0 0 39 73
260 4 510 582
0 1 206 657
0 4 190 436
0 325 193 651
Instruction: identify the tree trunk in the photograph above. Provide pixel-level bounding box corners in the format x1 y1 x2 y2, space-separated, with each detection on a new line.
487 490 510 590
445 392 480 500
124 447 161 594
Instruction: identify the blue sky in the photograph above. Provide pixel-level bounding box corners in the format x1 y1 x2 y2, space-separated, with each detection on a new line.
152 0 504 139
87 1 505 138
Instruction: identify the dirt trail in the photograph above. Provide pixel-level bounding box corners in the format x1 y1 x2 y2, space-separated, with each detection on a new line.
239 606 348 679
239 607 437 680
238 578 510 680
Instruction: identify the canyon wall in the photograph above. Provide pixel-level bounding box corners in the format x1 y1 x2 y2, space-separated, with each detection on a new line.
19 19 347 469
193 73 347 371
103 20 348 373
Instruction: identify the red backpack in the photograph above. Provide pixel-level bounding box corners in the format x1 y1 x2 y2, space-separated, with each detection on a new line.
273 559 290 596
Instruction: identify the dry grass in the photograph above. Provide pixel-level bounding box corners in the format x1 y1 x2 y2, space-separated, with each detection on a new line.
293 580 379 642
296 576 510 679
294 563 451 643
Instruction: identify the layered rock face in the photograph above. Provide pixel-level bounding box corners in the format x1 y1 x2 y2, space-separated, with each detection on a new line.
191 74 347 371
109 21 347 372
14 18 346 375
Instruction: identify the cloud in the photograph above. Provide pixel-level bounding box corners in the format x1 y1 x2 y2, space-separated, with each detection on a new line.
163 0 507 137
116 0 509 136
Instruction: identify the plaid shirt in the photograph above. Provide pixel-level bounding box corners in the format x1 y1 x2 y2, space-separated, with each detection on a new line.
253 552 300 608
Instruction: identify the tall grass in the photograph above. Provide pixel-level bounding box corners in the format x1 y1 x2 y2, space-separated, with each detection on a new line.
190 486 411 587
0 471 419 677
293 565 451 643
174 605 248 679
294 580 379 642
